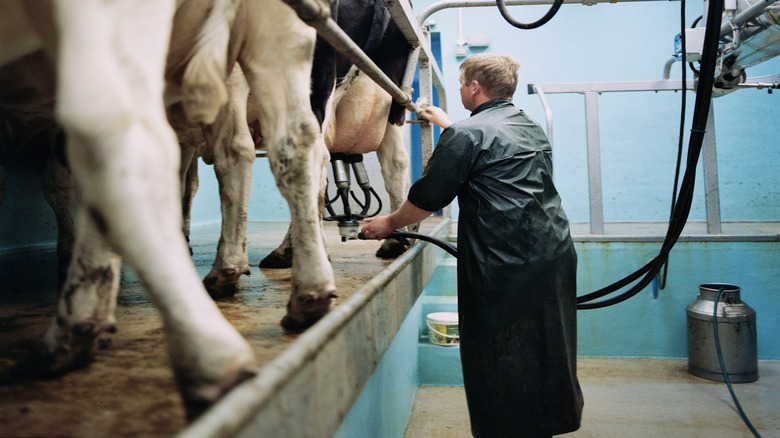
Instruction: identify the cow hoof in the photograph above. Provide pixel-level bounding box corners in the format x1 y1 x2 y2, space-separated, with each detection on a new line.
203 276 239 299
259 252 292 269
280 314 318 333
203 266 249 299
180 362 257 422
375 237 411 259
280 291 336 333
11 335 97 380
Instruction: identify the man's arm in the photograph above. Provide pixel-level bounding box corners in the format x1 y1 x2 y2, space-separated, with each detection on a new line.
360 200 433 240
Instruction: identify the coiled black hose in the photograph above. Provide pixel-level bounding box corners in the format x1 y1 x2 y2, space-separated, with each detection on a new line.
576 0 724 309
496 0 563 30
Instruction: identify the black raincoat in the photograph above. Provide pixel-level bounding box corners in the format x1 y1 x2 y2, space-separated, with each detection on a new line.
408 99 583 437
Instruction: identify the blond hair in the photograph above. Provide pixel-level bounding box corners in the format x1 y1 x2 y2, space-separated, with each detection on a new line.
459 53 520 99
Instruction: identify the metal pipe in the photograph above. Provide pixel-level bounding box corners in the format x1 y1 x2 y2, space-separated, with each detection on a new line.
664 0 778 80
584 91 604 235
720 0 779 38
663 57 676 79
531 84 553 147
281 0 419 112
380 0 448 111
317 18 418 112
401 45 421 93
418 0 678 25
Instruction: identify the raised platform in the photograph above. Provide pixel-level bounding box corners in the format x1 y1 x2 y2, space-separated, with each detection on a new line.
0 218 449 437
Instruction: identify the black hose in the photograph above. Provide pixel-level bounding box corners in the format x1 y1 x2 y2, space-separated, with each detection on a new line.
713 287 762 438
496 0 563 30
358 231 458 258
577 0 724 309
660 0 689 290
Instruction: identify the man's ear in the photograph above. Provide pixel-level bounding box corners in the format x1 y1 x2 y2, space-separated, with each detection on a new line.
471 80 480 95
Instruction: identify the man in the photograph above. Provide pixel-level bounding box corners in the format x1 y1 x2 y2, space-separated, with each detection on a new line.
361 53 582 437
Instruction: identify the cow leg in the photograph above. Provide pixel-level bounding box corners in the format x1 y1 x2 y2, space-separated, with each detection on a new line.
374 122 416 258
240 1 335 332
259 225 294 268
179 138 199 253
169 102 204 253
13 205 120 378
41 132 75 288
52 0 254 420
200 68 254 298
258 142 329 270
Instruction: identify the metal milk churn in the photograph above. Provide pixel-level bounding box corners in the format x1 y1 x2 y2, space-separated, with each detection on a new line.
686 283 758 383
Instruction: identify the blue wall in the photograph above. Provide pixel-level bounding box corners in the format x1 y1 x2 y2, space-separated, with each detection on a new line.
0 154 58 253
576 241 778 359
419 0 780 223
417 242 779 361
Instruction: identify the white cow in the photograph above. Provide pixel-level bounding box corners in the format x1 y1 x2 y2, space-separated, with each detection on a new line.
166 0 419 296
1 0 335 420
166 0 337 330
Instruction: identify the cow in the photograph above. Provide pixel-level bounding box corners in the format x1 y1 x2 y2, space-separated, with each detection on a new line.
166 0 337 331
259 0 417 270
171 0 417 295
1 0 336 419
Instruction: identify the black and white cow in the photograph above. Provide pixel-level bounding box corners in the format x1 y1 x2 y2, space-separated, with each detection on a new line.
259 0 416 269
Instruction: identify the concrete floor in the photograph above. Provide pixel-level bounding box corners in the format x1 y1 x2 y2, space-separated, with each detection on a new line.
404 357 780 438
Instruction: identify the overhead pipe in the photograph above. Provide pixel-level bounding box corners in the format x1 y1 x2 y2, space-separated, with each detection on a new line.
281 0 420 113
417 0 677 25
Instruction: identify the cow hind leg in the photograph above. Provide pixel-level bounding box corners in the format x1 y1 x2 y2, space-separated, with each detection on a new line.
201 69 254 298
374 122 415 258
13 207 120 379
51 0 255 420
240 6 336 331
179 139 199 254
259 145 329 270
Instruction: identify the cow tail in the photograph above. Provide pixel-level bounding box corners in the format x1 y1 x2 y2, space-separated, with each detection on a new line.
182 0 240 124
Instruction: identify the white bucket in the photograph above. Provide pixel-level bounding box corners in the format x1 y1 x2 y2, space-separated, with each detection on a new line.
426 312 459 346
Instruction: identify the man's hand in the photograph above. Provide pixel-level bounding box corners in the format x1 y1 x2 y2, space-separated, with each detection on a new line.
361 216 395 240
418 106 453 129
361 200 434 240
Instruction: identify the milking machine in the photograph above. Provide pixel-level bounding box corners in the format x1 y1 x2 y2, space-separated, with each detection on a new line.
326 153 384 241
